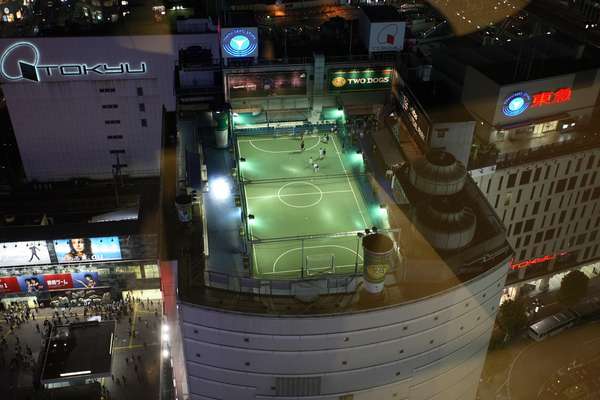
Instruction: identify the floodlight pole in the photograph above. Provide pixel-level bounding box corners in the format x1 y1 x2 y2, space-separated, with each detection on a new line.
355 232 364 274
300 238 305 279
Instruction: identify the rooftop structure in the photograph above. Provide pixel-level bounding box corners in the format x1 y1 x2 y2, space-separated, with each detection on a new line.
40 320 115 386
360 5 404 23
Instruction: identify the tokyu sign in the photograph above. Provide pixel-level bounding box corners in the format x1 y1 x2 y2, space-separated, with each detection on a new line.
0 41 147 82
328 67 393 91
502 88 572 117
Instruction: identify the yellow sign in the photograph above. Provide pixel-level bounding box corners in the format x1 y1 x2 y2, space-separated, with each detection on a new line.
331 76 347 88
365 264 388 282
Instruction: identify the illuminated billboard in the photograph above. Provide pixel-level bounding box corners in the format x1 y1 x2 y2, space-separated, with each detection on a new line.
0 41 147 83
367 22 406 53
501 88 572 117
54 236 122 263
228 71 307 98
328 67 393 92
0 240 52 267
0 277 20 294
221 28 258 58
0 272 101 294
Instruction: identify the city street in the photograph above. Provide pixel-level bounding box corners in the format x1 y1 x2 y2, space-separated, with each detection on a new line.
0 297 163 400
478 320 600 400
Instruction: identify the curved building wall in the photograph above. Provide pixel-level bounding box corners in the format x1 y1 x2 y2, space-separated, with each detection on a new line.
179 260 509 400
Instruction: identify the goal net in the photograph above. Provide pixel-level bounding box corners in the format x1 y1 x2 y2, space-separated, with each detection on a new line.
305 254 335 276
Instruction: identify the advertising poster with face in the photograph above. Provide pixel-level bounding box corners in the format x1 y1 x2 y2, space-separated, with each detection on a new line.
71 272 100 289
54 237 121 263
17 274 46 293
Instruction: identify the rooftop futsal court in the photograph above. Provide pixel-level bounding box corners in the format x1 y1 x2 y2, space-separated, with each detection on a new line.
236 130 389 280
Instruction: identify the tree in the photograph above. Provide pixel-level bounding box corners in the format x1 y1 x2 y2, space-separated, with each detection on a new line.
558 270 590 306
497 299 528 339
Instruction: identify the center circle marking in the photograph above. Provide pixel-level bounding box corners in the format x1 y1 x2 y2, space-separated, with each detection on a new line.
277 181 323 208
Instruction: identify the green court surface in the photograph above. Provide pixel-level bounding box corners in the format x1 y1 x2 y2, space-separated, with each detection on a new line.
236 133 386 279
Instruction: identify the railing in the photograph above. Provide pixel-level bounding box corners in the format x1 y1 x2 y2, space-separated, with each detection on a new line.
204 269 362 296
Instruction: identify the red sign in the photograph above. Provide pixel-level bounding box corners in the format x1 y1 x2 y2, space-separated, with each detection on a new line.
531 88 572 108
45 273 74 291
0 277 20 293
511 255 556 270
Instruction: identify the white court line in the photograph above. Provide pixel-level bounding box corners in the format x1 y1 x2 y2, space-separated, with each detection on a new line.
331 137 368 227
246 189 352 200
237 134 321 142
262 264 358 275
271 244 363 273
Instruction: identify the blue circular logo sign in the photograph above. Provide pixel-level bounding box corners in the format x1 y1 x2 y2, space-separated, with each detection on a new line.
222 29 257 58
502 91 531 117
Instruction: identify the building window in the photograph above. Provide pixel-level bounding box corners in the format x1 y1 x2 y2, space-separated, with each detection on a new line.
544 165 551 180
507 173 517 188
99 88 116 93
109 149 126 154
107 135 123 139
520 170 531 185
139 103 146 112
544 198 551 212
532 201 540 215
559 210 566 223
514 221 523 235
524 219 534 232
533 167 542 182
497 176 504 191
567 176 577 190
575 158 582 173
137 87 144 96
534 232 543 244
141 119 148 127
544 229 555 241
556 179 567 193
105 120 121 125
523 235 531 246
587 155 595 170
102 104 118 109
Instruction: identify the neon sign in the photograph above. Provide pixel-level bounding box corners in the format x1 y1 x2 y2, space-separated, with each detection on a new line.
502 88 572 117
0 41 147 82
531 87 571 108
511 255 555 270
502 91 531 117
222 29 257 58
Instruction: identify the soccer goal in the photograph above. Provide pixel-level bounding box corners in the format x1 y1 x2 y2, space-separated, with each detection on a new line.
305 254 335 276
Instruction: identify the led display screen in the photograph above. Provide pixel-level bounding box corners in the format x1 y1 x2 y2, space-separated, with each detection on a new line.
0 240 52 267
54 236 122 263
228 71 307 98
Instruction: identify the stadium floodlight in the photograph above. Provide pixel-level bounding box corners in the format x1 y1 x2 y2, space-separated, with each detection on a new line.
210 177 231 201
162 348 170 359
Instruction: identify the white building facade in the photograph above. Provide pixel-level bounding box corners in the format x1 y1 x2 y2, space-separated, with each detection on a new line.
180 260 508 400
0 34 218 181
